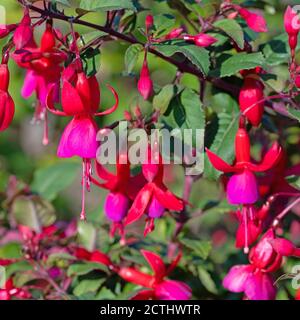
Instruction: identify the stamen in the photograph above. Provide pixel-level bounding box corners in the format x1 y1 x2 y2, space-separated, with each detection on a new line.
80 160 87 221
243 206 249 254
42 111 49 146
144 218 155 236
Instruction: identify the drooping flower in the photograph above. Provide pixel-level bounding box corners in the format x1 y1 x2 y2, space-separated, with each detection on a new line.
137 55 153 100
0 62 15 131
46 61 119 220
238 8 268 33
0 278 30 300
13 20 67 144
284 6 300 54
239 74 265 127
13 8 33 50
125 145 183 235
118 250 192 300
183 33 217 47
207 127 282 252
91 153 145 242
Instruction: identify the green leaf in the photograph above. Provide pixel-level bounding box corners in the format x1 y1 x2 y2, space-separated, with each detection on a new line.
52 0 71 6
79 0 136 12
204 112 239 180
180 239 212 260
77 221 97 251
11 196 56 233
124 44 143 73
153 14 175 37
198 266 218 294
81 47 101 77
0 243 22 259
213 19 244 49
67 262 108 277
261 33 289 66
31 162 78 201
155 41 210 75
287 105 300 122
153 84 178 114
285 175 300 190
73 278 105 297
220 52 266 77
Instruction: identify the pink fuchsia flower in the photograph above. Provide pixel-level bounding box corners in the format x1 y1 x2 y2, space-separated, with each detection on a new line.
223 230 282 300
239 74 265 127
91 153 145 242
118 250 192 300
74 247 115 270
125 146 183 236
47 62 119 221
207 128 282 205
183 33 217 47
238 8 268 33
0 278 30 300
137 55 153 100
0 62 15 131
0 24 17 39
13 21 67 144
163 27 184 40
13 8 33 50
207 128 282 252
284 6 300 53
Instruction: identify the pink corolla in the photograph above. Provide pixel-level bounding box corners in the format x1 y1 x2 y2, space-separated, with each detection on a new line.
118 250 192 300
207 127 282 252
183 33 217 47
92 153 145 242
223 229 300 300
47 61 119 220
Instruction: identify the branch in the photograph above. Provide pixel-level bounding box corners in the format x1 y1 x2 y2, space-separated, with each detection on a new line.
27 4 239 96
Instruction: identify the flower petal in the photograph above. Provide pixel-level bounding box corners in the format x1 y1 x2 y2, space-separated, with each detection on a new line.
154 184 183 211
223 265 253 293
206 149 235 173
244 271 276 300
141 250 166 281
61 80 85 116
155 280 192 300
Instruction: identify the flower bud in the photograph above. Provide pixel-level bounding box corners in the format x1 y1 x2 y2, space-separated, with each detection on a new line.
184 33 217 47
238 8 268 33
137 58 153 100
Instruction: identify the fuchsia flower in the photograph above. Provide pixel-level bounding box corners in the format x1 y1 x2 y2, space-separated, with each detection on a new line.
125 146 183 235
137 56 153 100
223 229 300 300
183 33 217 47
13 20 67 144
0 24 17 39
13 9 33 50
118 250 192 300
239 73 265 127
207 127 282 252
238 8 268 33
0 62 15 131
0 278 30 300
164 27 184 40
74 247 114 270
284 6 300 54
91 153 145 242
47 61 119 220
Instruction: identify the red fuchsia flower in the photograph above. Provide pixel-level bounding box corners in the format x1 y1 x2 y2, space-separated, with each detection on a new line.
13 8 33 50
118 250 192 300
125 146 184 236
13 21 67 144
145 15 154 34
0 278 30 300
163 27 184 40
0 61 15 131
0 24 17 39
223 229 300 300
237 7 268 33
239 74 265 127
284 6 300 57
46 61 119 220
183 33 217 47
207 127 282 252
137 54 153 100
91 153 145 242
73 247 115 270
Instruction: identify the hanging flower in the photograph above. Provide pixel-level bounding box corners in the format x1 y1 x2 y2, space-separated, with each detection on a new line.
237 7 268 33
125 146 183 235
207 128 282 252
137 54 153 100
46 61 119 220
183 33 217 47
118 250 192 300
